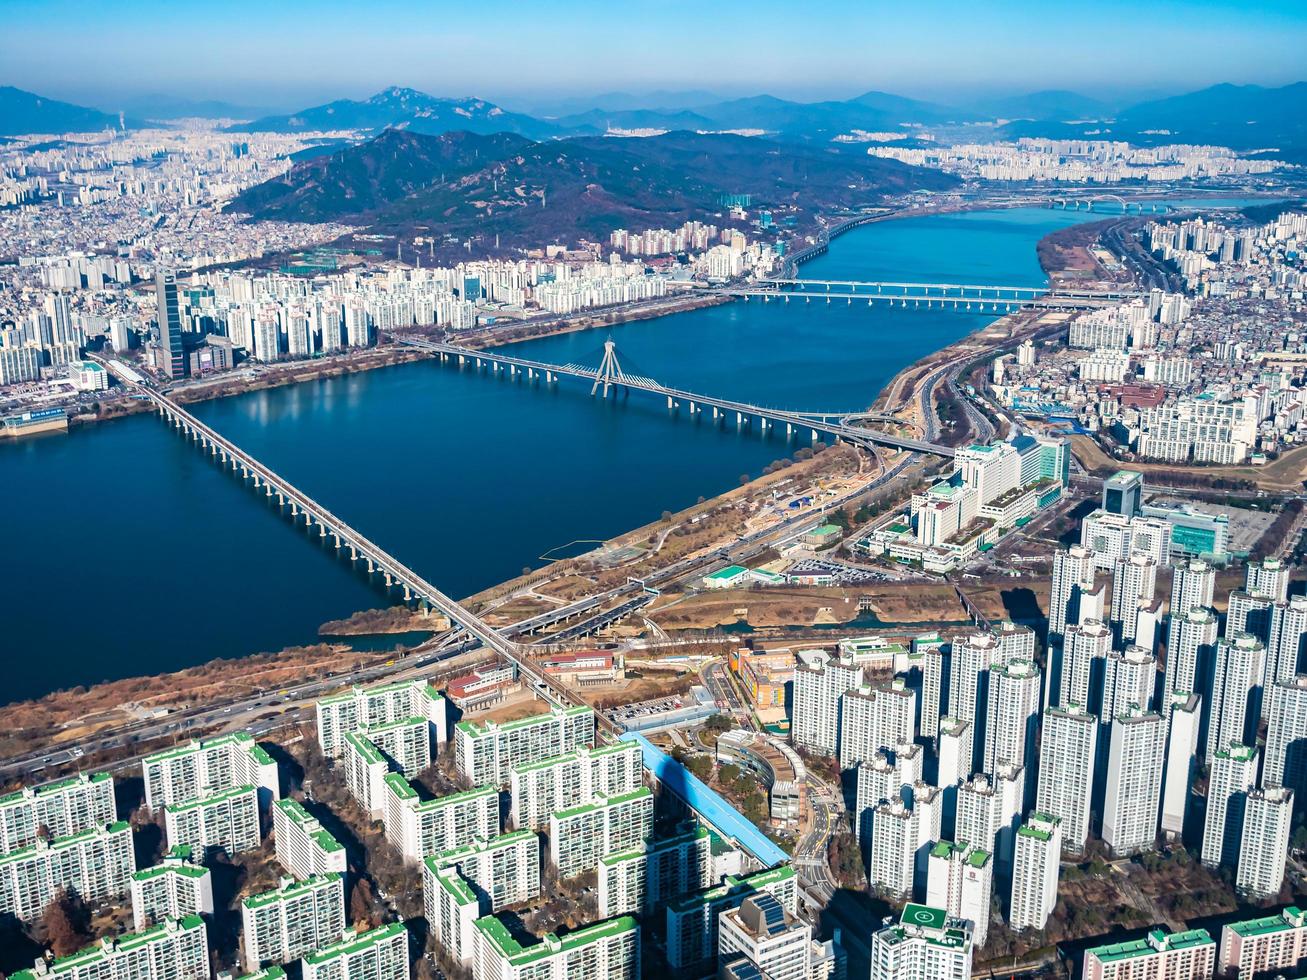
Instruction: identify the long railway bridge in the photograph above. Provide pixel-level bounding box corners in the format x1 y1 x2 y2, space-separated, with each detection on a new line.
717 278 1141 311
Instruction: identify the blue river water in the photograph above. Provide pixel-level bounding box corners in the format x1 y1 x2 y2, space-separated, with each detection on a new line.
1 205 1106 703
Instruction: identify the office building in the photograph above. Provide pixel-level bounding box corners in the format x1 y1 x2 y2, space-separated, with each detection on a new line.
868 903 973 980
1237 787 1293 901
597 826 712 918
142 733 279 811
548 787 652 878
665 865 797 974
1206 634 1264 763
719 892 837 980
1103 708 1165 855
0 772 115 853
272 799 346 880
509 742 642 831
242 874 345 967
455 706 595 786
382 777 499 864
1159 692 1202 839
300 922 409 980
11 916 208 980
423 831 540 965
1082 928 1215 980
1218 906 1307 978
472 915 638 980
164 784 260 857
792 649 864 756
0 821 135 921
1265 674 1307 796
839 679 916 769
1102 470 1143 518
1201 744 1258 869
129 846 213 931
925 842 992 947
1010 814 1061 932
315 679 446 759
1035 704 1096 854
155 269 187 379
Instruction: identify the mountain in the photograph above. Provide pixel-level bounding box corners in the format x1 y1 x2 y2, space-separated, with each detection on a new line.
847 90 972 124
528 90 727 116
117 95 278 120
688 93 974 138
554 107 718 134
969 89 1110 121
0 86 131 135
229 128 956 250
1117 82 1307 147
227 86 561 138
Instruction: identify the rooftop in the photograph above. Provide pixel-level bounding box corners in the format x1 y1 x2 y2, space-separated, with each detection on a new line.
473 914 637 965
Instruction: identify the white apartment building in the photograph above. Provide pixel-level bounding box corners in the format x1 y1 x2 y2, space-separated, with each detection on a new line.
548 787 653 879
1101 647 1157 728
791 649 864 756
665 865 797 975
0 821 135 921
272 798 346 880
838 679 916 769
1059 620 1110 713
925 842 992 947
164 784 260 857
1265 674 1307 794
1035 705 1097 854
129 846 213 931
868 903 973 980
1266 597 1307 695
1103 709 1166 855
472 914 638 980
1237 787 1293 901
597 827 713 919
1010 814 1061 932
719 891 835 980
0 772 116 853
300 922 409 980
870 789 940 901
983 660 1040 778
455 706 595 786
11 915 209 980
382 777 499 864
1218 906 1307 979
242 874 345 967
1160 692 1202 839
315 679 446 759
142 732 278 812
1167 607 1218 701
949 631 1001 769
1080 511 1173 569
1110 553 1157 646
509 742 642 831
1050 545 1097 640
1201 744 1258 869
955 769 1022 875
1082 927 1215 980
1206 634 1264 763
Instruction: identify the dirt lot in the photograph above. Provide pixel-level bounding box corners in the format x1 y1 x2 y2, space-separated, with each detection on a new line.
1071 434 1307 493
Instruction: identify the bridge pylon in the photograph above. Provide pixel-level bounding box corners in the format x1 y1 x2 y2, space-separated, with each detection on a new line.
591 337 625 397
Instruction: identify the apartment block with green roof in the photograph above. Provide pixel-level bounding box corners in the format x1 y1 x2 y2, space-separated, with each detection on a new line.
11 914 208 980
509 741 643 831
300 921 409 980
381 776 499 864
130 845 214 931
164 784 260 858
272 798 347 880
1083 927 1215 980
548 786 652 879
665 864 797 972
0 820 135 921
472 914 639 980
142 732 279 811
1219 906 1307 977
242 873 345 967
0 771 116 852
316 679 446 760
598 826 712 918
455 705 595 786
422 831 541 966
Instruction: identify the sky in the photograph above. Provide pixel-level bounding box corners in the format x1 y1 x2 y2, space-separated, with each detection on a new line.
3 0 1305 113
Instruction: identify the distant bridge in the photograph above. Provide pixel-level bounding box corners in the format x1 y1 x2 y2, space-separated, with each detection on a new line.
1050 195 1167 214
716 278 1142 311
398 338 956 458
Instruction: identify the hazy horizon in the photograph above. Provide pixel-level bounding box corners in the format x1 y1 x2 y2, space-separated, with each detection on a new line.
4 0 1305 115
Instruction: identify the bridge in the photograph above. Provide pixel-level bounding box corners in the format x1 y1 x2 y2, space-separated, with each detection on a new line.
397 338 956 458
1049 194 1167 214
97 359 622 736
716 278 1141 311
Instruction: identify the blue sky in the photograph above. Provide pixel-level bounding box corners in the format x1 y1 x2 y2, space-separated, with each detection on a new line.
3 0 1304 111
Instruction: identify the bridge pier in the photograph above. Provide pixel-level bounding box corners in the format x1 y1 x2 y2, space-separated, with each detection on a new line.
736 411 743 426
403 585 412 601
812 429 819 442
366 558 375 574
667 394 674 410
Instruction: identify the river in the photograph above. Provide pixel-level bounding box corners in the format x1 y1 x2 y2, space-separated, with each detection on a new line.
1 205 1111 702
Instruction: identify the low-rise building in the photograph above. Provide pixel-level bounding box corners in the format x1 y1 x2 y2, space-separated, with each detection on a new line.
1218 906 1307 979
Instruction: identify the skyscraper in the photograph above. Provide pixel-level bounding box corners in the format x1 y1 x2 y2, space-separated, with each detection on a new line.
1159 691 1201 839
1201 744 1257 869
1010 813 1061 932
1206 634 1264 764
1110 552 1157 647
1265 674 1307 797
155 269 187 379
983 661 1040 800
1237 787 1293 901
1167 606 1218 703
1266 596 1307 703
1049 545 1097 642
1035 704 1096 854
1102 707 1165 856
1061 620 1111 713
1166 558 1215 654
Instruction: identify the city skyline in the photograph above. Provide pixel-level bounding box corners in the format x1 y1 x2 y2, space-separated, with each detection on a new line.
3 0 1306 111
